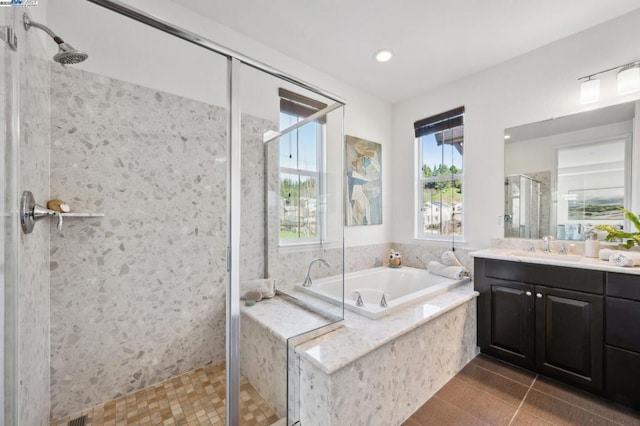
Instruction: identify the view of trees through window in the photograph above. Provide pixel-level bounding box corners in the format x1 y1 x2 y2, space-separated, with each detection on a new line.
279 111 321 241
418 129 463 237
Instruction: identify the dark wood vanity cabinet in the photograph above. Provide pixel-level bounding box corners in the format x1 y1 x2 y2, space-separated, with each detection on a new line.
605 273 640 409
479 278 535 369
475 258 604 392
534 285 603 391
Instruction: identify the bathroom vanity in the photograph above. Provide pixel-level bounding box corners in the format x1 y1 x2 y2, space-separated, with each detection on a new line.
473 250 640 410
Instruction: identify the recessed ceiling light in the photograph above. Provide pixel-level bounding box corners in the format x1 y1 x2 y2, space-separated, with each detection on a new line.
375 50 393 63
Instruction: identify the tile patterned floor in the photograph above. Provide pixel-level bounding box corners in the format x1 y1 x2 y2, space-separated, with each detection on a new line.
51 362 280 426
404 354 640 426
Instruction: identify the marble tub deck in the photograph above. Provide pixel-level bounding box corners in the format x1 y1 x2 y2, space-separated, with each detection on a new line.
242 282 478 426
294 283 476 373
243 282 477 374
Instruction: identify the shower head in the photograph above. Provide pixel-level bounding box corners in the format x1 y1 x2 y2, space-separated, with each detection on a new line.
23 13 88 65
53 42 88 65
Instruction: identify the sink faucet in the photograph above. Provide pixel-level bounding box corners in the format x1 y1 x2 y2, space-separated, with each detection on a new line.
542 236 553 253
302 258 331 287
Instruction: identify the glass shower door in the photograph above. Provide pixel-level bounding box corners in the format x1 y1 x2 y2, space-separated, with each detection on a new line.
0 8 19 426
238 63 345 425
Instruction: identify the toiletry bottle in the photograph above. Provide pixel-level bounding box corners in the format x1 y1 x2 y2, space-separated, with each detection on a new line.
585 232 600 258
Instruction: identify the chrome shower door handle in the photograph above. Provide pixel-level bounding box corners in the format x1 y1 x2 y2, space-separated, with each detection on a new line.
20 190 63 234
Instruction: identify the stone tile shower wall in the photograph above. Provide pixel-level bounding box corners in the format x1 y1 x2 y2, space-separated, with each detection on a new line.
49 67 229 419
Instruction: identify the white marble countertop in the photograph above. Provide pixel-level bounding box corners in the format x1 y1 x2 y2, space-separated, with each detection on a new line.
294 283 478 375
470 248 640 275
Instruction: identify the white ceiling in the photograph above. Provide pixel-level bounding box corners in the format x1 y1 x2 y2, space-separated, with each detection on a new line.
170 0 640 104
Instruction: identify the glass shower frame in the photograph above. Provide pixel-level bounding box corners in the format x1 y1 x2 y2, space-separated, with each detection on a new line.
83 1 346 425
1 8 19 426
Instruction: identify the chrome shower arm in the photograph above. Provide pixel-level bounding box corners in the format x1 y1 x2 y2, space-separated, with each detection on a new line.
23 14 59 41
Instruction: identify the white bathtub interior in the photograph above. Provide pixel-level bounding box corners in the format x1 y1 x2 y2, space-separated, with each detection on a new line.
295 266 470 319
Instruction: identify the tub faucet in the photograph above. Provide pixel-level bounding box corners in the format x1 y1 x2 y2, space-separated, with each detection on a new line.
353 290 364 307
302 258 331 287
380 291 391 308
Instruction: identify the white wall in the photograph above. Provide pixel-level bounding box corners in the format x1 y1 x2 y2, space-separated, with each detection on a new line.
392 9 640 249
48 0 393 248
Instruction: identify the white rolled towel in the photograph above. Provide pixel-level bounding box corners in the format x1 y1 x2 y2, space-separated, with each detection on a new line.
609 253 640 267
599 248 624 261
427 261 469 280
441 250 464 267
240 278 276 299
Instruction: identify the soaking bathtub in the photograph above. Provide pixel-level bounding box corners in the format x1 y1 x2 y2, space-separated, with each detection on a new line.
295 266 470 319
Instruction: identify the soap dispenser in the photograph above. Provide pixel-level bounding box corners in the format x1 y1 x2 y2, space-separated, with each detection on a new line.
585 232 600 258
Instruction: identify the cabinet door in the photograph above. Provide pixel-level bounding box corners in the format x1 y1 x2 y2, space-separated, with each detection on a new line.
606 345 640 410
535 285 603 391
480 279 535 369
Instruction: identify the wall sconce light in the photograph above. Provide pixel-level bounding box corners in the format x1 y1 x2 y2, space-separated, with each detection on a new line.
578 60 640 104
580 77 600 104
617 63 640 95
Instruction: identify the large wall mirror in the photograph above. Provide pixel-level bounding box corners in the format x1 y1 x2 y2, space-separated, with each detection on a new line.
504 101 637 240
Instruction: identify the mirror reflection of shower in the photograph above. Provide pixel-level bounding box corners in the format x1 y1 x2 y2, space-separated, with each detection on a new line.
23 13 88 64
504 174 542 238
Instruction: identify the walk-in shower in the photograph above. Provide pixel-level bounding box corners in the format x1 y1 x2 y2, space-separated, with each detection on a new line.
1 2 345 425
22 13 88 64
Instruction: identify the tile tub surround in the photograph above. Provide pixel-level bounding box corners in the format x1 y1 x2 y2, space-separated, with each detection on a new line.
296 285 478 426
390 243 474 275
238 282 476 426
19 11 52 426
271 243 391 291
240 295 342 419
49 67 231 419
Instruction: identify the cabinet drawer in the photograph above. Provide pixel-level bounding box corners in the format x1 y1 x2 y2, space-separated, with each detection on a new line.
607 273 640 301
526 264 604 294
606 345 640 410
484 259 525 282
606 297 640 352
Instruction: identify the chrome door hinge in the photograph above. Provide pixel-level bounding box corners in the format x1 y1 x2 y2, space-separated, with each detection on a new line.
0 26 17 51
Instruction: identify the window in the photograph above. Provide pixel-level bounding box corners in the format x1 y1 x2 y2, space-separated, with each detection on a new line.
278 89 326 244
414 106 464 240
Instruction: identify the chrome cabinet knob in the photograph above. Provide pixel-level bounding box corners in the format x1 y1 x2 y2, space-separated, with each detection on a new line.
526 291 532 296
536 293 543 298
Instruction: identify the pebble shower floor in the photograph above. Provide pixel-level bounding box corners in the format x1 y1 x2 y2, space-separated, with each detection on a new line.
51 362 280 426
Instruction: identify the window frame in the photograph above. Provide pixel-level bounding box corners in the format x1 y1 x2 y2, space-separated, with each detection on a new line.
278 110 327 246
414 107 465 242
